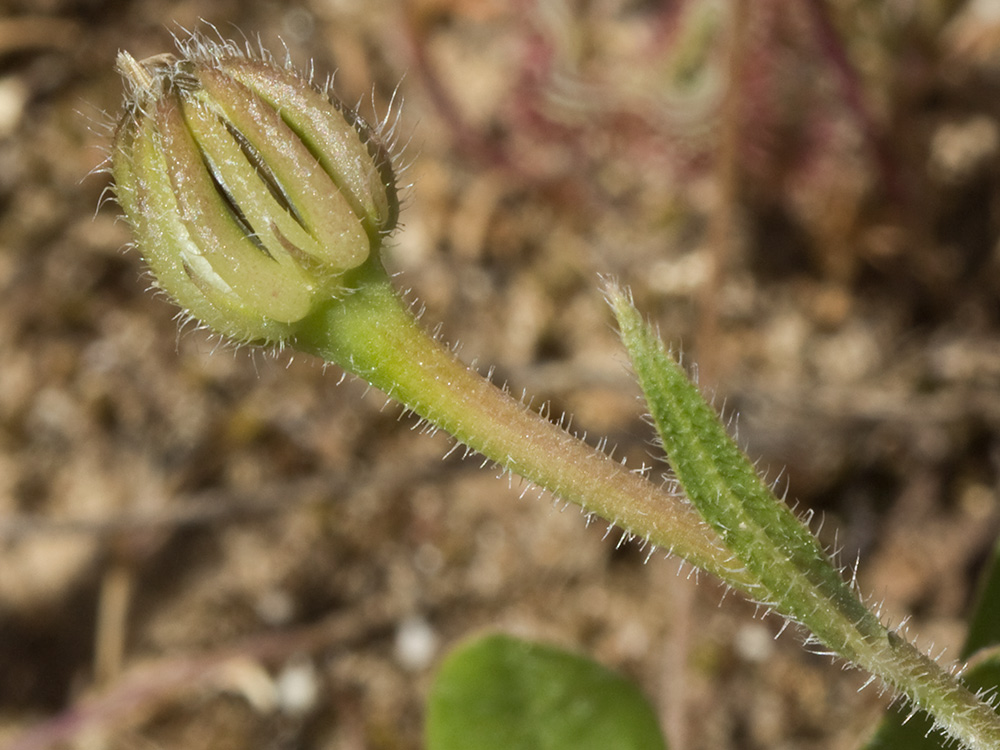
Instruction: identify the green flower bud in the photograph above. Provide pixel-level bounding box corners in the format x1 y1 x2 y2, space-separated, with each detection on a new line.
111 36 399 344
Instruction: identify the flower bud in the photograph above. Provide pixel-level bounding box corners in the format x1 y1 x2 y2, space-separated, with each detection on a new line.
111 36 399 344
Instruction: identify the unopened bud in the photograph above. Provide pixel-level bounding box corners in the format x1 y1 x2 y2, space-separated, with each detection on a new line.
111 36 399 344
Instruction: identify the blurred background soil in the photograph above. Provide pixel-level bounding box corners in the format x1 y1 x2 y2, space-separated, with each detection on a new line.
0 0 999 748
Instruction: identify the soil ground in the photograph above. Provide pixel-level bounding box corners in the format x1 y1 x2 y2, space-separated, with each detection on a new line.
1 1 999 749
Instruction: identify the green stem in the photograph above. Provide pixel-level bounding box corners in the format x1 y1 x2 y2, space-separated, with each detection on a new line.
294 261 1000 748
871 633 1000 750
293 259 753 591
610 285 1000 750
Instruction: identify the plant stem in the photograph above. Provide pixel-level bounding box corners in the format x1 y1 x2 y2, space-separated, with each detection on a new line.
870 633 1000 750
611 286 1000 750
294 261 1000 748
697 0 749 384
293 259 753 591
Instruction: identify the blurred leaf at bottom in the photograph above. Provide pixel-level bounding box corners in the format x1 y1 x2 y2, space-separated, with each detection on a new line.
425 633 669 750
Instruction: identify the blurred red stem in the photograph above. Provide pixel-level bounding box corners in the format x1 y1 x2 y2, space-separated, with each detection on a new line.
800 0 904 206
401 1 510 169
697 0 750 384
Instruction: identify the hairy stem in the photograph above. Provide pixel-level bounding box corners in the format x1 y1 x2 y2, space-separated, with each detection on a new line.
293 259 752 590
610 284 1000 750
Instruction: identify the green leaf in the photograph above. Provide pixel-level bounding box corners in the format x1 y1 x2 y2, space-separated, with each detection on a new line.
861 533 1000 750
607 284 881 652
425 634 668 750
962 534 1000 660
607 285 1000 749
